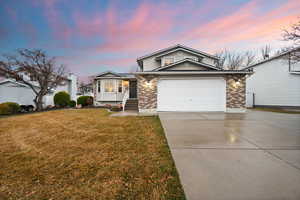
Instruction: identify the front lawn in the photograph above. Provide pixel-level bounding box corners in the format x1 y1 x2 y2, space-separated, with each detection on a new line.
0 109 185 199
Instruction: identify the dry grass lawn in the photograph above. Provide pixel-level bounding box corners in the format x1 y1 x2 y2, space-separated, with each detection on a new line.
0 109 185 200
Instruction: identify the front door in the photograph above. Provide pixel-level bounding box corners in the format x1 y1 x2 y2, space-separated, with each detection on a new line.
129 80 137 98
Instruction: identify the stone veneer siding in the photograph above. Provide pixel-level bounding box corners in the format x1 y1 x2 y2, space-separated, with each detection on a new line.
136 75 158 112
225 74 246 109
137 74 247 112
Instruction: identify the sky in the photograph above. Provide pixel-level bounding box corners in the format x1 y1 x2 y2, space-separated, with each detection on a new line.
0 0 299 82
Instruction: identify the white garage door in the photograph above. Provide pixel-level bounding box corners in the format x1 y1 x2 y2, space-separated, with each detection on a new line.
157 78 226 112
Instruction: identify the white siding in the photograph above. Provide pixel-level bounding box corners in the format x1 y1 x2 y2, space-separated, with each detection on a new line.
142 50 217 71
0 82 36 105
0 74 77 107
246 58 300 107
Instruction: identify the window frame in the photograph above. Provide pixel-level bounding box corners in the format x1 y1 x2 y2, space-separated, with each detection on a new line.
163 57 174 66
118 80 122 93
104 79 116 93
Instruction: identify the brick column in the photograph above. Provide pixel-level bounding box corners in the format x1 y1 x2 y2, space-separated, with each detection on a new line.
225 74 246 112
136 75 158 113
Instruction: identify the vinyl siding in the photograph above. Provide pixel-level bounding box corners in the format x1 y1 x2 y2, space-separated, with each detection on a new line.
246 58 300 107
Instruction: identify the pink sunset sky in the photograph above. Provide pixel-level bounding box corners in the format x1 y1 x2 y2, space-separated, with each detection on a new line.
0 0 299 82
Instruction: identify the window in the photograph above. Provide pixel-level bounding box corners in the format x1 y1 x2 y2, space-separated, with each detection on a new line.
97 80 101 93
164 57 174 66
118 80 122 93
104 80 115 92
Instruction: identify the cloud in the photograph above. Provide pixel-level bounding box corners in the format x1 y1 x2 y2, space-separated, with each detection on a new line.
182 0 300 51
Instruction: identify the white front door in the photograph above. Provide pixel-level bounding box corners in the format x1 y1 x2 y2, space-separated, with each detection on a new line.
157 78 226 112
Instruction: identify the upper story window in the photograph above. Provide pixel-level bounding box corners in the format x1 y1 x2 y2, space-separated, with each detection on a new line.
104 80 115 93
163 57 174 66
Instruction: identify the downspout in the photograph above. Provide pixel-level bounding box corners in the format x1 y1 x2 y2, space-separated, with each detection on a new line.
288 52 291 72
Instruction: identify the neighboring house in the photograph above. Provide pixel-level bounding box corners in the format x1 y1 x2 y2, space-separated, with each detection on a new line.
77 83 94 96
0 73 77 107
244 47 300 108
94 44 251 113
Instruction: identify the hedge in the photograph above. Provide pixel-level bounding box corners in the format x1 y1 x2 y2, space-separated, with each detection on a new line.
69 100 76 107
54 91 70 107
77 96 93 107
0 102 20 115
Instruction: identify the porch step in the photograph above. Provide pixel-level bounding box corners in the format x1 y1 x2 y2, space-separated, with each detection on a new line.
125 99 138 111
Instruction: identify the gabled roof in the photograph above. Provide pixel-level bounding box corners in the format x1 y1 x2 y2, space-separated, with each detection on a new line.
95 71 122 77
137 44 219 66
0 79 39 88
94 71 135 79
153 58 221 71
243 46 300 70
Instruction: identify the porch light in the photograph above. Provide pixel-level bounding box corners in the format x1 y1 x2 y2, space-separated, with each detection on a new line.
145 80 152 87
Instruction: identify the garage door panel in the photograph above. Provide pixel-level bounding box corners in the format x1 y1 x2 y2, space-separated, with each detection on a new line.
157 79 226 112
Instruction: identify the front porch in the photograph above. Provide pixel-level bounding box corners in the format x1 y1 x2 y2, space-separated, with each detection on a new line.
94 75 138 110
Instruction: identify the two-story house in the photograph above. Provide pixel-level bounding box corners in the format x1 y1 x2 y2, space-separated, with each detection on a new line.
93 44 251 113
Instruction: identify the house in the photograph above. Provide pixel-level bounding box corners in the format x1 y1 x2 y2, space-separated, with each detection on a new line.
77 83 94 97
244 47 300 108
0 73 77 108
94 44 251 113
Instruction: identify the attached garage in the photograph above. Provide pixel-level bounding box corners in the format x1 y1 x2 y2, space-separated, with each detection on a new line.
157 78 226 112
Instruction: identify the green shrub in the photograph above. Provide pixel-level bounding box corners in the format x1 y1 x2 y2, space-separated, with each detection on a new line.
77 96 93 107
69 100 76 107
0 102 20 115
54 91 70 107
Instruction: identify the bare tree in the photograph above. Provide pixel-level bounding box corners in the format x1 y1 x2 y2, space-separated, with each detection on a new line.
283 19 300 45
282 19 300 63
215 49 257 69
0 49 67 110
227 53 244 70
215 50 228 69
244 51 256 66
260 45 272 60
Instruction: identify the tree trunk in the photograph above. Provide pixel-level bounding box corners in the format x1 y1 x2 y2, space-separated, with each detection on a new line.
34 95 44 111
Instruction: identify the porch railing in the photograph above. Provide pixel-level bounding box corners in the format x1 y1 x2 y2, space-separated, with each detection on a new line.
122 90 129 111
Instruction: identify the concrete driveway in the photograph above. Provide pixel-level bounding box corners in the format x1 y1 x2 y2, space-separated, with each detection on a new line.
159 110 300 200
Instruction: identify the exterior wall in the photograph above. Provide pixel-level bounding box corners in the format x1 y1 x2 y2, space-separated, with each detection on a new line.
0 74 77 107
246 58 300 107
0 82 36 105
225 75 246 112
44 74 77 107
137 74 246 113
161 51 198 66
142 49 217 71
136 75 158 112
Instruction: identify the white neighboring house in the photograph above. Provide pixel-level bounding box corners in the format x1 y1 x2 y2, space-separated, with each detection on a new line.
245 47 300 108
0 73 77 108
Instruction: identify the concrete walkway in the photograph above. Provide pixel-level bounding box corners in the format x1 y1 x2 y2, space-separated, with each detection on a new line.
159 110 300 200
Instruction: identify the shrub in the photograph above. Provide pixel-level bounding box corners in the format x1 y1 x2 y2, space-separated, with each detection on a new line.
77 96 93 107
54 91 70 107
0 102 20 115
69 100 76 107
